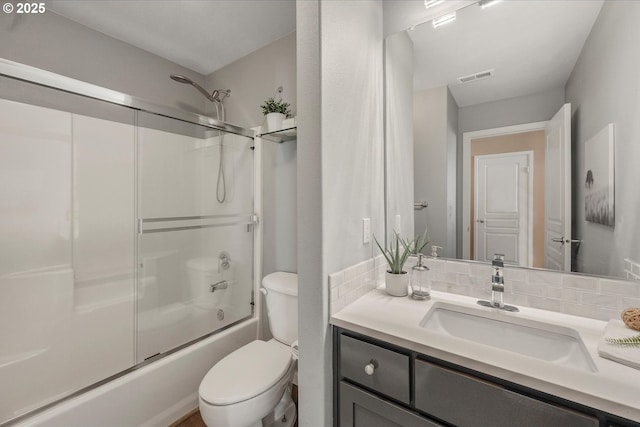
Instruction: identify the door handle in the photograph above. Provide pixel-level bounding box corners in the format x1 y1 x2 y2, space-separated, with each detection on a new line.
552 237 582 244
476 219 485 224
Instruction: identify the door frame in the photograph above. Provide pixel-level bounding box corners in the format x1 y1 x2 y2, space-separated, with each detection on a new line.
462 121 547 260
474 150 534 266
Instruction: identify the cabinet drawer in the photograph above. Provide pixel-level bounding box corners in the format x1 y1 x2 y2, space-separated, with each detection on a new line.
339 334 410 404
340 381 444 427
415 359 598 427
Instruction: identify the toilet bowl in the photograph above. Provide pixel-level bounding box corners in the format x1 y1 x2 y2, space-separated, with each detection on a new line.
198 272 298 427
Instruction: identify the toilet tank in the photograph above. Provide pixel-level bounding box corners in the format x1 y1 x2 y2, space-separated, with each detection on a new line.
262 272 298 345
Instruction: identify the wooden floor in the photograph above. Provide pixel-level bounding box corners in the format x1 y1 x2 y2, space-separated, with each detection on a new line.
170 409 205 427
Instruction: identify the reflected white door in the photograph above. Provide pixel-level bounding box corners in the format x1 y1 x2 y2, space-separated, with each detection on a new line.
475 152 532 265
544 103 572 271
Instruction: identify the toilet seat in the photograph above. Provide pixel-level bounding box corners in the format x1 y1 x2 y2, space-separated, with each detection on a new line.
200 340 292 406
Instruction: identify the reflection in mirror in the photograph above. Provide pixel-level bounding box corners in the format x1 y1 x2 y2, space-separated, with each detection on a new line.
386 0 640 280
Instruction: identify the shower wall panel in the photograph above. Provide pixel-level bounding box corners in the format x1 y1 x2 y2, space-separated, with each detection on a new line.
136 113 254 363
0 98 135 424
0 75 255 424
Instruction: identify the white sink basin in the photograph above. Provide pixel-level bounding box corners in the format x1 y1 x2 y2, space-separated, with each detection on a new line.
420 302 597 372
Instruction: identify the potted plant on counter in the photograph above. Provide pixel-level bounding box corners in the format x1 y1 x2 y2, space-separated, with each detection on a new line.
260 97 291 132
375 233 413 297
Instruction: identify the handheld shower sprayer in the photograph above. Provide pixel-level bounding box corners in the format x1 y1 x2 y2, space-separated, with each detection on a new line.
170 74 230 103
170 74 232 204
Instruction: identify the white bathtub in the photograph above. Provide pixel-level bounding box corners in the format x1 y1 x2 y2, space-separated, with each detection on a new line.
12 318 258 427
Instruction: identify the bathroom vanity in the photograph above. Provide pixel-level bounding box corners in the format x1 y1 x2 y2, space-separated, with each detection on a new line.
331 290 640 427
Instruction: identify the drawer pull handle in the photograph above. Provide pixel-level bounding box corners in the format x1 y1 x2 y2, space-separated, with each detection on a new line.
364 359 378 376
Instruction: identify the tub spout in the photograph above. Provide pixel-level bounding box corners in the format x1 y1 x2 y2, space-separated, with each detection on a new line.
210 280 228 292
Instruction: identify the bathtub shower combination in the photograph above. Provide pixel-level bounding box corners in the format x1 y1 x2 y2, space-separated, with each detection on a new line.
0 60 257 425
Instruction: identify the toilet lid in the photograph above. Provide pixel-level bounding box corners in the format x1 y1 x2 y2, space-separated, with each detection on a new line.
200 340 292 405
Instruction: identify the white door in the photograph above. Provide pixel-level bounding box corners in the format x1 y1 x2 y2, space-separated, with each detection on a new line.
475 152 532 266
544 103 571 272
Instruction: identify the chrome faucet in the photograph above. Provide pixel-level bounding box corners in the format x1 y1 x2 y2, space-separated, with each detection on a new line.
477 254 519 312
210 280 228 292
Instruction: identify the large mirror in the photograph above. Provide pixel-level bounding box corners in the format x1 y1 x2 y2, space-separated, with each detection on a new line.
385 0 640 280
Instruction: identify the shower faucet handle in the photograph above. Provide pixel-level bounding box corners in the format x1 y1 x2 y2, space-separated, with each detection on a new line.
218 251 231 273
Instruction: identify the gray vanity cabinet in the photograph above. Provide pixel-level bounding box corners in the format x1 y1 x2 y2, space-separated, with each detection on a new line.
340 381 443 427
335 328 637 427
340 334 410 404
414 359 598 427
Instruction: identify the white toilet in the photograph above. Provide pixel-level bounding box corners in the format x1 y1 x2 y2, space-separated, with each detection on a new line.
198 272 298 427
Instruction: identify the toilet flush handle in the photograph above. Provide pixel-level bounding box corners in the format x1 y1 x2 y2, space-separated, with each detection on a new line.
259 288 268 296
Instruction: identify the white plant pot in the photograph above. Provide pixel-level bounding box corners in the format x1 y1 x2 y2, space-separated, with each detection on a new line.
266 113 285 132
385 271 409 297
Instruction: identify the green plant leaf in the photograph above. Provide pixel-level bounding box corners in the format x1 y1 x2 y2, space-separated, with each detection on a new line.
413 228 430 255
260 97 292 116
374 236 394 270
374 233 414 274
605 335 640 346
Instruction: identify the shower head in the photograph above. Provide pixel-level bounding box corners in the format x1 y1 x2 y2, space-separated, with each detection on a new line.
170 74 193 84
170 74 218 103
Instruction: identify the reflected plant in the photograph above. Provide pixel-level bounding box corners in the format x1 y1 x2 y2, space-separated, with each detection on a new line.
412 228 430 256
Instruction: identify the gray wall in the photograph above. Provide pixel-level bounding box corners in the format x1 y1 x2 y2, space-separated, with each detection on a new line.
565 1 640 277
297 1 384 425
206 33 298 279
205 33 296 130
457 87 565 136
206 33 296 342
446 88 458 257
322 2 385 276
0 11 206 114
414 86 457 257
385 31 414 243
297 1 325 425
456 87 565 256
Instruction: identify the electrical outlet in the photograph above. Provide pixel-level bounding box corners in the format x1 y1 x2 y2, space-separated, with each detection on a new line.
362 218 371 244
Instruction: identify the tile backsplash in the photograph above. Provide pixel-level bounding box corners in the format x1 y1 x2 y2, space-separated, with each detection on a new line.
624 258 640 280
329 255 386 315
329 256 640 321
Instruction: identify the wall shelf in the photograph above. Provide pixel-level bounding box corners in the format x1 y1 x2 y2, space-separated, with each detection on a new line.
257 126 297 143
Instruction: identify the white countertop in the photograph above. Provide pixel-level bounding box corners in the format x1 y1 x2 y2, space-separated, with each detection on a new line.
331 287 640 422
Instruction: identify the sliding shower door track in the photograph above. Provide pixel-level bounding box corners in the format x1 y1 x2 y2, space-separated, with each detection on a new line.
0 58 255 139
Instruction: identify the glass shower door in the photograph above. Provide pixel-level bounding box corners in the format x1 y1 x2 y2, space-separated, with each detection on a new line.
0 81 136 424
136 111 255 362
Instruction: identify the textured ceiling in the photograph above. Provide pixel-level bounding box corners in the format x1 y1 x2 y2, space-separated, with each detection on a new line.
407 0 604 107
48 0 296 76
47 0 604 107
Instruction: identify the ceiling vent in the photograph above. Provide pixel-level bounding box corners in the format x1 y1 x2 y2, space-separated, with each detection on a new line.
457 69 495 84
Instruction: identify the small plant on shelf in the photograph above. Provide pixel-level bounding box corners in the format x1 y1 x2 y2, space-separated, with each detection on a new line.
260 97 291 117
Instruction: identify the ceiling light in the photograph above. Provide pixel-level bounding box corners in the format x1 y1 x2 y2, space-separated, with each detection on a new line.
424 0 445 8
479 0 502 9
432 12 456 28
